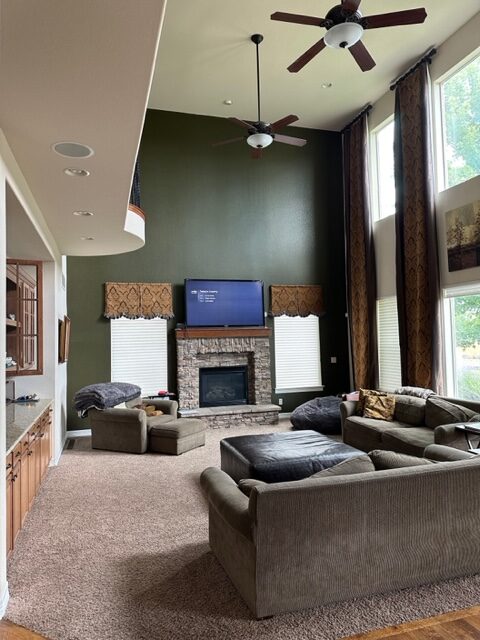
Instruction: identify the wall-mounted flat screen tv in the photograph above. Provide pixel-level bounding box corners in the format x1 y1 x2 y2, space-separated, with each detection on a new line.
185 279 265 327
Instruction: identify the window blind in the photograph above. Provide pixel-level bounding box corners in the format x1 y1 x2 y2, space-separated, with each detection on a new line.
377 297 402 392
274 315 323 393
111 317 168 396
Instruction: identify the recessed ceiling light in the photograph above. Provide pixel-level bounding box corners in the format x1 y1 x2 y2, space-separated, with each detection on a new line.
321 82 333 89
52 141 94 158
64 167 90 177
73 210 94 217
80 236 95 241
223 99 233 105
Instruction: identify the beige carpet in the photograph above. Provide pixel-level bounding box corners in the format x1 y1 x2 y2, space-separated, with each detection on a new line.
6 422 480 640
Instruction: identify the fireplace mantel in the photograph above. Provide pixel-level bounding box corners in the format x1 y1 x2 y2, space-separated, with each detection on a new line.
176 327 270 339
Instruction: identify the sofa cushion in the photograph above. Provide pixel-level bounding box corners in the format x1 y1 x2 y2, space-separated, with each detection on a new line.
393 395 426 426
146 414 176 429
356 388 387 415
369 449 434 470
381 427 435 457
363 393 395 421
238 478 266 496
310 454 375 477
343 416 409 453
425 396 477 429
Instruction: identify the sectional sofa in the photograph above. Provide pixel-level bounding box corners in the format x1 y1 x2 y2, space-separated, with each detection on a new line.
340 394 480 456
201 444 480 618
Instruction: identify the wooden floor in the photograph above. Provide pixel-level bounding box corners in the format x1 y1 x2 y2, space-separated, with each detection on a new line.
1 607 480 639
0 620 48 639
343 605 480 639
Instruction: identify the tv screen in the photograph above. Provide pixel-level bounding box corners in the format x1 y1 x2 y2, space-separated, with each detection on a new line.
185 279 264 327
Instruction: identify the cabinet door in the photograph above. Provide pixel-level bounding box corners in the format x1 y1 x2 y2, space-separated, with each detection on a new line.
6 458 13 555
11 461 22 547
20 446 30 527
28 430 39 507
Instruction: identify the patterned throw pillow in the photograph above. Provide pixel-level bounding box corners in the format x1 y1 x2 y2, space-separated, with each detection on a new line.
363 393 396 421
356 388 388 415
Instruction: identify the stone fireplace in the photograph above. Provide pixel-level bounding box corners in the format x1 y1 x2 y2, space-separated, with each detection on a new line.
176 327 280 428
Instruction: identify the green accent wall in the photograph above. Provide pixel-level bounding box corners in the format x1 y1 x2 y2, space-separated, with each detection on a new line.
67 109 349 429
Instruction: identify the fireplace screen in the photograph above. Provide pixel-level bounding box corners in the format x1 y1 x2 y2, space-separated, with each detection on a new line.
199 366 248 407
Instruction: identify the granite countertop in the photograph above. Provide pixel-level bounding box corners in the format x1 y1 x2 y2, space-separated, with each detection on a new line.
6 399 52 455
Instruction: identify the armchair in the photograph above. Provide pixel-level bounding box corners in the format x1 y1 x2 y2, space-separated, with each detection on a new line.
89 397 178 454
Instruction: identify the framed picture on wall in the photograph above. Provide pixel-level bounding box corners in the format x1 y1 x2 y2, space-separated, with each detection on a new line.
59 315 71 363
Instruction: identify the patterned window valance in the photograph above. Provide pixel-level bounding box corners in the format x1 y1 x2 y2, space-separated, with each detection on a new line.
270 285 325 317
104 282 174 320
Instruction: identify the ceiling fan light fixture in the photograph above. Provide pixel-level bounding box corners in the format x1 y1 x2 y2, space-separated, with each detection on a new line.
247 133 273 149
324 22 363 49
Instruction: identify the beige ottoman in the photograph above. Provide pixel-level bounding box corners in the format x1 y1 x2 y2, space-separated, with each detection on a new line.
148 418 206 455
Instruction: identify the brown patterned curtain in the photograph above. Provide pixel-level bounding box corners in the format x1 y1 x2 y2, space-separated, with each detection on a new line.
394 63 443 392
270 285 324 317
343 112 378 390
104 282 173 319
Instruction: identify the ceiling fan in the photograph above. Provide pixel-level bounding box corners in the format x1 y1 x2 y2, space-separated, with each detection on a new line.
213 34 307 159
271 1 427 72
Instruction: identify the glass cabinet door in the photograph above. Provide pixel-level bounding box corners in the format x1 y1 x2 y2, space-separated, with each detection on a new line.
6 260 43 376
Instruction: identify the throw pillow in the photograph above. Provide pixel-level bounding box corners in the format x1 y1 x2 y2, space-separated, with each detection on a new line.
238 478 266 497
394 386 436 399
369 449 434 470
425 396 477 429
363 393 395 421
356 388 387 415
309 455 375 478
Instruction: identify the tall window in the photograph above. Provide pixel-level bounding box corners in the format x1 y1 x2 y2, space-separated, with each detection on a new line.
439 52 480 190
111 317 168 396
274 315 323 393
444 288 480 400
377 297 402 392
371 119 396 220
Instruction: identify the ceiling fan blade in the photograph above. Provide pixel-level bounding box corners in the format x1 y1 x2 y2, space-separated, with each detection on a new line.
342 0 362 13
349 41 376 72
271 11 327 27
274 134 307 147
212 137 244 147
228 117 253 130
363 8 427 29
251 148 262 160
271 114 299 131
288 38 326 73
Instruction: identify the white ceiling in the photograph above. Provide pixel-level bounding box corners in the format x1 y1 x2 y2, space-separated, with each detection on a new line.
149 0 480 131
0 0 166 257
6 185 53 261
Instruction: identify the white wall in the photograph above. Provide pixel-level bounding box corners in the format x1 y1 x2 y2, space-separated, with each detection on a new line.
0 165 8 617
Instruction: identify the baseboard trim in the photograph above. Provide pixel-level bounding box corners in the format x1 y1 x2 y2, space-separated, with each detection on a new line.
0 582 9 619
66 429 92 439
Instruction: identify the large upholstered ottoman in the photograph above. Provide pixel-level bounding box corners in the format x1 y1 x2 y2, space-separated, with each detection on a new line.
220 430 364 482
149 418 206 455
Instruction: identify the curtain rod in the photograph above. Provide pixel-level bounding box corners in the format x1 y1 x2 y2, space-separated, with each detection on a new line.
390 47 437 91
341 104 372 134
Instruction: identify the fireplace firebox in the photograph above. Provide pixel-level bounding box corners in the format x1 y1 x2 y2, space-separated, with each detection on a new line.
199 366 248 408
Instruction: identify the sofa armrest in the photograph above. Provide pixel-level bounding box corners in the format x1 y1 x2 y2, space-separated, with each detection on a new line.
200 467 252 540
89 407 147 425
433 423 477 451
424 444 477 462
144 399 178 416
340 401 357 429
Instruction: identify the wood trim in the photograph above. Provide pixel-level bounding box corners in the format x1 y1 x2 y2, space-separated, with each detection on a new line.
0 620 49 639
342 605 480 639
128 203 146 221
175 326 270 339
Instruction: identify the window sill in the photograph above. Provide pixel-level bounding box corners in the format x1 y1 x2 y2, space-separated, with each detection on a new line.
275 386 324 394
